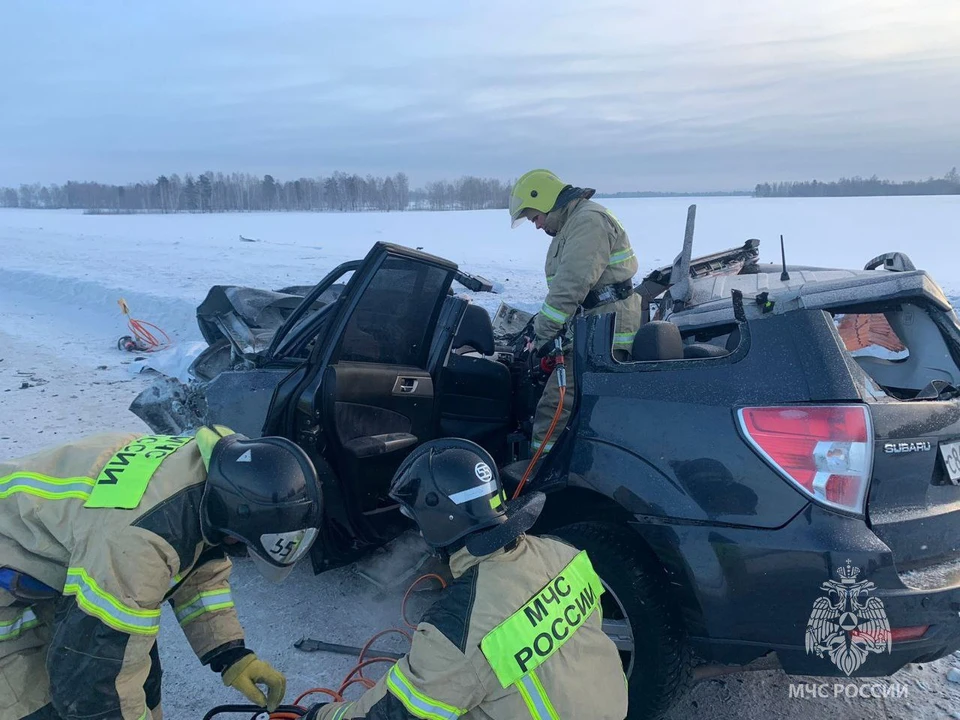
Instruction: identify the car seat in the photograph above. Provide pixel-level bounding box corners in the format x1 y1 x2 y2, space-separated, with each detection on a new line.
683 343 729 358
436 304 513 464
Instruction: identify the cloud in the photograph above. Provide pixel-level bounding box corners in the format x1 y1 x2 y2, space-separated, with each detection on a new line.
1 0 958 190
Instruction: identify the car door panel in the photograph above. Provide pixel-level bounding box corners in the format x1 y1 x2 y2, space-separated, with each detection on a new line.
329 363 434 432
320 362 434 519
327 364 435 449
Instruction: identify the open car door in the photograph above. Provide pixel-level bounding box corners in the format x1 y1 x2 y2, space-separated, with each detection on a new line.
264 242 461 569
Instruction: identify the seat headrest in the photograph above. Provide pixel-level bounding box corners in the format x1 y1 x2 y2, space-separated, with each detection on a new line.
453 304 495 355
632 321 684 361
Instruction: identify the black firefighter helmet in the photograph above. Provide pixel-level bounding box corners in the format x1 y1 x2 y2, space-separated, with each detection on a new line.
389 438 545 557
196 425 323 582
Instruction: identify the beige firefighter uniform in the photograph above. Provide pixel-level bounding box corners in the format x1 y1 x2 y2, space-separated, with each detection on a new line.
531 197 642 452
0 433 249 720
312 534 628 720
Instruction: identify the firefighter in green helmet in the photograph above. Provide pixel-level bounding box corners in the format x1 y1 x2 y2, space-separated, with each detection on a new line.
509 169 643 454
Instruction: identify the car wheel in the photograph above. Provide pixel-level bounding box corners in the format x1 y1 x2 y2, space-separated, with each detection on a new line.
553 522 692 720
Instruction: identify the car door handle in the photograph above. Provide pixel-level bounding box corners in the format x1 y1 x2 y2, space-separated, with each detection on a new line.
397 377 419 394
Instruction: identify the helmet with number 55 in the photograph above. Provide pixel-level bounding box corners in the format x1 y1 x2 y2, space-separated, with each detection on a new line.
195 425 323 582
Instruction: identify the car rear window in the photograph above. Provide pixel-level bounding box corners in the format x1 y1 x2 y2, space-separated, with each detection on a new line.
830 303 960 401
833 313 909 361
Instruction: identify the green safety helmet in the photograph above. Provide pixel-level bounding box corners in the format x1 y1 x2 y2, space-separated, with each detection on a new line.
509 169 569 228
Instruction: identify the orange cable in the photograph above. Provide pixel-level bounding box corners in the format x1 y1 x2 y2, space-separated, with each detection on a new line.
338 677 376 696
284 548 453 715
338 657 401 691
294 687 343 705
117 298 172 352
357 628 411 679
513 383 566 500
401 574 447 630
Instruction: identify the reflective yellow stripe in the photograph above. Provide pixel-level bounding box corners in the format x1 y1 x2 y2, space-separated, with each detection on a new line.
331 704 353 720
85 435 193 509
604 209 625 231
481 550 604 688
613 332 636 348
539 303 568 324
609 248 635 266
63 568 161 636
0 472 95 501
0 608 39 641
174 589 235 626
530 439 555 453
517 670 559 720
386 665 465 720
528 670 559 719
546 274 556 286
516 676 539 719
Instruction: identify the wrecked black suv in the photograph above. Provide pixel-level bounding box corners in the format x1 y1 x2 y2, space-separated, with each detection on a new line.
132 221 960 719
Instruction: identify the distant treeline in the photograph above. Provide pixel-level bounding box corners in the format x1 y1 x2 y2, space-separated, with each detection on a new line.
9 166 957 213
0 171 512 213
755 168 960 198
597 191 751 198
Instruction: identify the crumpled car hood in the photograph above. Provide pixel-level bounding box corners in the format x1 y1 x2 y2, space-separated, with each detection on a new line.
196 284 312 356
196 283 343 359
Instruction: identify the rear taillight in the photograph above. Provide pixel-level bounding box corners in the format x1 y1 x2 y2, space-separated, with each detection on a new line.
889 625 929 642
737 405 873 514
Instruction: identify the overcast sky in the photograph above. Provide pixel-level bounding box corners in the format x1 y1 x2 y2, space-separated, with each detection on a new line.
3 0 959 192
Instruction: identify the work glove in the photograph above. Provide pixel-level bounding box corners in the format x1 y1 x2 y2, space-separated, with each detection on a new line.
513 322 536 360
222 653 286 712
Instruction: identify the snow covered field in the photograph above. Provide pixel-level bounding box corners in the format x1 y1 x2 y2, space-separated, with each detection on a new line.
2 196 960 718
1 195 958 371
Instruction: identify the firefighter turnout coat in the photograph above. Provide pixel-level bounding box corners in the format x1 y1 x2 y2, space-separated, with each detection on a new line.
313 534 628 719
532 197 643 355
0 433 248 720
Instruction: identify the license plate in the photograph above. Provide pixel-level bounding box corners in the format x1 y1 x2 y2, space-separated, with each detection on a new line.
942 441 960 484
